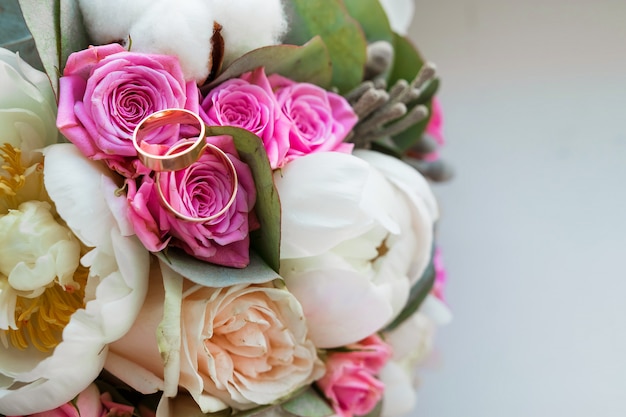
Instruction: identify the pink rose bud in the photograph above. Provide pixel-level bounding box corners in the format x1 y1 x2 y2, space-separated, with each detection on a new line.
57 44 200 177
317 335 392 417
201 67 290 170
127 135 258 268
269 73 357 165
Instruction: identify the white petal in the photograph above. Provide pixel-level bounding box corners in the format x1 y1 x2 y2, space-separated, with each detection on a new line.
43 143 119 249
275 152 398 259
282 254 393 348
378 0 416 35
379 361 417 417
419 294 453 326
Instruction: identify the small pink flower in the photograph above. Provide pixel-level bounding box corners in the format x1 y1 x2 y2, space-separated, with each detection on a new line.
269 73 356 165
127 135 258 267
57 44 200 177
8 384 135 417
432 246 447 301
200 67 289 169
423 97 445 162
317 335 392 417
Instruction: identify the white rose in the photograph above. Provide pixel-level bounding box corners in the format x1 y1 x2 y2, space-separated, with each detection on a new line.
0 144 150 415
106 262 324 415
0 48 58 159
274 151 438 348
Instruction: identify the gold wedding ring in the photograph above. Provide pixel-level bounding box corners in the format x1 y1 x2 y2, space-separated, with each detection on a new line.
132 108 206 172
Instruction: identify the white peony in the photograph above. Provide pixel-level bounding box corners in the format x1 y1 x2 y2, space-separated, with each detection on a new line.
0 144 150 415
77 0 287 83
274 151 438 348
0 48 58 162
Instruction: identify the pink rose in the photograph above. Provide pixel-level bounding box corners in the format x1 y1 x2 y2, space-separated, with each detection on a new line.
57 43 200 177
127 135 258 267
423 97 445 162
317 335 392 417
8 383 135 417
432 246 447 301
269 73 357 165
200 67 289 169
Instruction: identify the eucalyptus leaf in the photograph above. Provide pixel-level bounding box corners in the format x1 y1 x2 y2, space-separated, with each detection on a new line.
205 125 281 272
205 36 332 91
156 249 279 288
17 0 61 95
385 244 436 331
59 0 89 71
284 0 367 94
343 0 394 44
281 387 334 417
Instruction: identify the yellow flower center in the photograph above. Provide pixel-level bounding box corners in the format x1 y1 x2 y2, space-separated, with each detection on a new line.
0 143 88 352
4 266 88 352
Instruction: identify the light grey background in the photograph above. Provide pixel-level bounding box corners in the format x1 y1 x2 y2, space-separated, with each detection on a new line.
406 1 626 416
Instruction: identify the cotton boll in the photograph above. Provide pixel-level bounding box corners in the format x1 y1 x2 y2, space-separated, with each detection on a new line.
129 0 214 83
77 0 151 45
209 0 288 66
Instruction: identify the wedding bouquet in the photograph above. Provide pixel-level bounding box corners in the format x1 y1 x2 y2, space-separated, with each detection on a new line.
0 1 453 416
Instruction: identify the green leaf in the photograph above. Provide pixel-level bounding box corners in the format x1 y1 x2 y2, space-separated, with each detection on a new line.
284 0 367 94
205 36 332 91
205 125 281 272
281 387 334 417
17 0 61 96
388 34 440 152
343 0 394 44
156 249 279 288
385 245 436 331
59 0 89 71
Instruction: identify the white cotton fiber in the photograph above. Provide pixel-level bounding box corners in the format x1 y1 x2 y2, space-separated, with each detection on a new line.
75 0 288 83
209 0 288 67
129 0 214 83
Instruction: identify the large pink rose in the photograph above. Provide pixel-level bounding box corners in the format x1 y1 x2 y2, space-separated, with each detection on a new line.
316 335 392 417
127 135 258 267
269 73 357 165
200 67 289 169
57 43 200 177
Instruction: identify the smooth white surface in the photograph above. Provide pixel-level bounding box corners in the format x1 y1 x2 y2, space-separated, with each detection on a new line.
407 1 626 416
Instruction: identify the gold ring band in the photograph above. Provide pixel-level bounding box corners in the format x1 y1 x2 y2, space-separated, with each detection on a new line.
132 108 206 172
155 140 240 223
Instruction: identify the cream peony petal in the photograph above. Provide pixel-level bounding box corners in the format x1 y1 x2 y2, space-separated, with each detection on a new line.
43 144 118 249
355 149 438 284
282 254 393 348
275 152 398 259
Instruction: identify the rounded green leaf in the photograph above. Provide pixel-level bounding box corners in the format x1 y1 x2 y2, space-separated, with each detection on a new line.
284 0 367 94
343 0 394 44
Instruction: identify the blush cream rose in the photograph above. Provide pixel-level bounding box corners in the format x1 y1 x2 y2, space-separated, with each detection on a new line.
126 135 258 268
275 150 438 348
56 43 200 177
105 261 324 415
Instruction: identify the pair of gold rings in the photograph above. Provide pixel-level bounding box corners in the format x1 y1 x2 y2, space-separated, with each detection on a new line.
132 108 238 223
